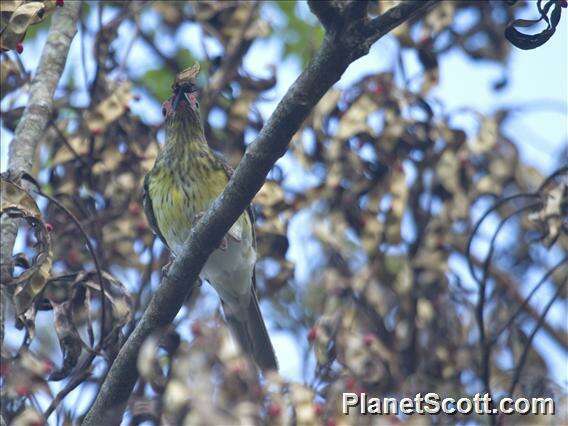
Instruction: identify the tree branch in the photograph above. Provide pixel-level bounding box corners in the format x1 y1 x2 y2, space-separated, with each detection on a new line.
364 0 439 46
0 1 81 275
308 1 342 33
82 2 440 424
0 2 81 424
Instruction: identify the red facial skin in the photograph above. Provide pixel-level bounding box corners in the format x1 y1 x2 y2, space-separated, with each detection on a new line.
162 92 198 118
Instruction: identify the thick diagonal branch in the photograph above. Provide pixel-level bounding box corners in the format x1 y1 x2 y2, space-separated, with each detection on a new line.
82 2 439 424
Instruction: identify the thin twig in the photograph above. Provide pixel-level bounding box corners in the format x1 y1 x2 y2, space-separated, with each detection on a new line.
464 251 568 351
201 1 260 117
21 174 107 351
44 369 91 420
508 276 567 397
491 256 568 344
48 120 90 168
466 193 540 284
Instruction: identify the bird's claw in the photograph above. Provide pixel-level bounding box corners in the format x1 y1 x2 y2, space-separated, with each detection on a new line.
161 253 175 278
161 263 171 278
219 236 228 251
193 212 205 223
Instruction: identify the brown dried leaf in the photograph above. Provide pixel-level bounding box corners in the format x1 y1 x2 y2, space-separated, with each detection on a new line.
290 384 317 426
10 408 44 426
1 178 52 323
436 149 460 194
254 180 285 209
85 82 133 133
138 334 166 391
0 1 47 51
228 89 256 135
385 168 408 244
336 95 376 140
79 271 133 328
0 57 21 98
49 300 83 381
470 116 498 154
173 62 200 90
313 89 340 132
529 183 567 247
51 136 90 165
0 179 40 218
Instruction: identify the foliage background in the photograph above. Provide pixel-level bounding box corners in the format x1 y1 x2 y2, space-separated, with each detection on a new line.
1 1 566 424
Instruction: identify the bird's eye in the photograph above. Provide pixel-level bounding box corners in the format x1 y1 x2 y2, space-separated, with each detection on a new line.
162 106 167 116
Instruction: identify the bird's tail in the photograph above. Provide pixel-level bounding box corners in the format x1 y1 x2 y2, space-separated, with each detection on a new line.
224 288 278 371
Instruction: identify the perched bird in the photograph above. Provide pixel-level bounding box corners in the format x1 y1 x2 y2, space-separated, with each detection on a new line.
142 64 278 371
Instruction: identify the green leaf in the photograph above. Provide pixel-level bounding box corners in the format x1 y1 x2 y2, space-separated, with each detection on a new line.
271 2 324 66
141 68 175 101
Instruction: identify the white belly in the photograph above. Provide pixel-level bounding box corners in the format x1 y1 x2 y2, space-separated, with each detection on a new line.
201 236 256 308
170 217 256 308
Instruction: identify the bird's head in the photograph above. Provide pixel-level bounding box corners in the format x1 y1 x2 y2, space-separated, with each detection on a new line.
162 82 199 121
162 63 201 123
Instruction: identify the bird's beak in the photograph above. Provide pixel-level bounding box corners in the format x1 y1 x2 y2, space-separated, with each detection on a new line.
172 90 183 111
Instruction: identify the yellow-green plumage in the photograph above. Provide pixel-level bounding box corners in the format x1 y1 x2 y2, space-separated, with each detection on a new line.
144 102 252 253
142 87 277 371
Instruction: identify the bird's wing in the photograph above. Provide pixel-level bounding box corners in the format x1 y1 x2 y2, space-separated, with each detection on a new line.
142 172 169 248
213 152 257 249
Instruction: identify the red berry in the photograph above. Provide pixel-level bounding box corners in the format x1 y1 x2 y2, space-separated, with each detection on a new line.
67 250 80 264
91 128 102 136
326 419 337 426
331 287 343 297
419 35 432 46
15 385 29 396
16 43 23 54
128 202 141 215
314 403 324 416
345 377 357 391
135 220 147 233
45 223 54 232
363 333 375 347
0 363 9 377
251 384 263 399
42 360 53 374
191 321 202 336
56 0 64 6
230 363 245 375
267 403 281 417
307 326 317 342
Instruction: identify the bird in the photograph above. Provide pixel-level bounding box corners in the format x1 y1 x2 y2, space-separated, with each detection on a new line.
142 64 278 371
